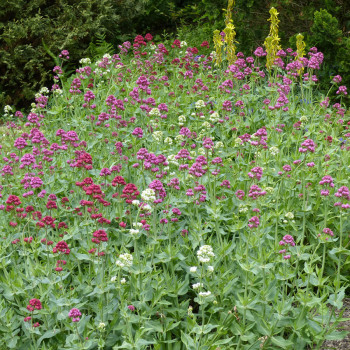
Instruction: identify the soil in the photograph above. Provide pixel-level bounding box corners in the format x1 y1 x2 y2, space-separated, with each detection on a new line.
321 298 350 349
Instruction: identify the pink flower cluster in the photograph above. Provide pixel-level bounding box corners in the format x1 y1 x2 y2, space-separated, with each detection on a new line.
68 308 81 322
279 235 295 260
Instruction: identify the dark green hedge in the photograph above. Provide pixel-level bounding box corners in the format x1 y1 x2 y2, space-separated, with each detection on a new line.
0 0 192 110
0 0 118 108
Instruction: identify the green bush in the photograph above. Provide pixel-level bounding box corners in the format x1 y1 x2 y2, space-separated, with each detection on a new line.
0 0 122 109
0 0 201 111
308 9 350 92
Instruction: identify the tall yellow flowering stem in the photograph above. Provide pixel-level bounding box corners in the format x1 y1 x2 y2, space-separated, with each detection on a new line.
224 23 238 65
264 7 281 71
224 0 235 26
213 30 224 66
295 33 309 101
295 33 306 63
213 0 237 67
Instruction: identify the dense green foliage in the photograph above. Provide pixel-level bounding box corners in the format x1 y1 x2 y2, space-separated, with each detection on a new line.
0 0 349 111
0 0 186 109
308 9 350 92
0 0 116 108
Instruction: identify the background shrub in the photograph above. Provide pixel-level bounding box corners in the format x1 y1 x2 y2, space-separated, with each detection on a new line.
0 0 119 108
0 0 190 110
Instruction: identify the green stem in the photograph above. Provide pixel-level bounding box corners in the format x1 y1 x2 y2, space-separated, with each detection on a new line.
336 213 343 291
75 323 84 348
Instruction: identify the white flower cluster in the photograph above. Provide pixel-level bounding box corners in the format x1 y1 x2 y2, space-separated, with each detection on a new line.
141 188 156 203
175 134 185 143
116 253 133 268
149 119 158 127
197 148 206 155
197 245 215 263
235 138 242 146
152 131 163 142
202 121 211 130
199 291 212 297
190 266 197 273
215 141 224 149
29 104 37 113
79 57 92 65
53 88 63 96
3 105 13 117
98 66 110 75
167 154 179 166
269 146 279 156
39 87 50 95
129 229 140 236
149 108 161 117
195 100 206 109
178 115 186 126
4 105 12 114
192 282 203 289
285 212 294 219
98 322 106 330
132 200 140 206
209 112 220 123
180 41 187 48
239 205 248 213
140 203 152 212
111 276 126 284
164 137 173 145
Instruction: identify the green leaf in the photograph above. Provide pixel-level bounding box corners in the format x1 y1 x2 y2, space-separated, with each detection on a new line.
271 336 294 349
304 262 313 274
325 330 348 340
212 337 235 346
135 339 155 346
7 337 18 349
74 253 92 261
180 332 196 350
37 329 61 346
328 287 346 309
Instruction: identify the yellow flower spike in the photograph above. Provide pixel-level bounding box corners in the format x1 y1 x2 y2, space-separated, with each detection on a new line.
296 33 306 58
295 33 306 74
213 29 224 66
268 7 280 38
263 7 282 71
224 0 235 26
224 23 238 65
